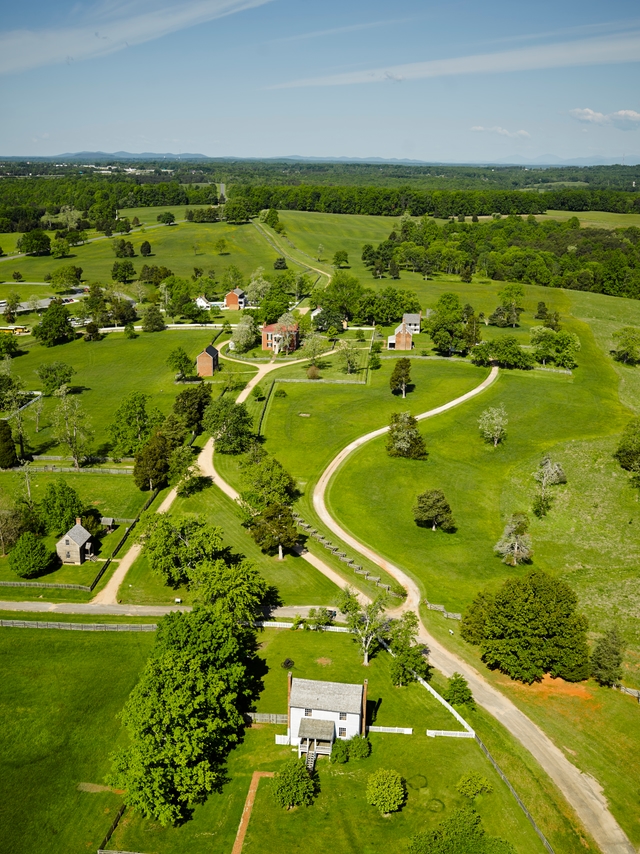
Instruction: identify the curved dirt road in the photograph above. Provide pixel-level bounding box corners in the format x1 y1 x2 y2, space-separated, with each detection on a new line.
312 365 633 854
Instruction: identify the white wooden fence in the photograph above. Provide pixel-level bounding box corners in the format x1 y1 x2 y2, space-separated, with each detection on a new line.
368 726 412 735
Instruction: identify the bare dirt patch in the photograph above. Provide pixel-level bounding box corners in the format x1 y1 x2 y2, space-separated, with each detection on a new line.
77 782 111 793
511 674 595 700
316 657 332 666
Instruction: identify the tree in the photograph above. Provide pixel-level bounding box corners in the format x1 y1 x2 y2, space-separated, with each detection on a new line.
51 237 70 259
478 405 507 447
32 300 76 347
140 515 224 587
36 361 75 395
388 612 431 687
409 806 516 854
591 626 625 687
614 418 640 475
84 321 101 342
214 238 228 255
494 513 532 566
532 454 566 517
498 283 525 327
173 384 212 432
142 304 166 332
140 240 152 257
240 447 297 511
52 389 92 470
203 398 253 454
390 357 412 398
386 411 427 460
338 587 388 665
273 256 288 270
190 558 268 621
0 333 19 358
472 336 534 369
317 243 324 260
530 326 557 366
0 420 18 469
9 532 52 578
338 339 359 374
272 758 317 809
0 501 23 556
613 327 640 364
231 315 258 353
49 264 83 293
4 383 28 459
333 250 349 268
109 607 260 826
134 433 170 491
413 489 455 531
366 769 406 815
247 503 298 560
456 773 492 798
18 229 51 256
157 211 175 225
111 260 136 283
166 347 194 381
301 332 327 366
110 392 164 457
3 292 21 325
443 673 474 708
40 479 84 535
112 239 135 258
223 199 250 223
425 293 465 355
463 570 589 683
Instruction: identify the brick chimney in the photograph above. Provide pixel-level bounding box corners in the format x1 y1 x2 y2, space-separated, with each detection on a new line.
76 517 81 525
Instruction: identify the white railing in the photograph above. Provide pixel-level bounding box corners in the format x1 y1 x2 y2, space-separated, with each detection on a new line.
368 726 413 735
427 729 475 738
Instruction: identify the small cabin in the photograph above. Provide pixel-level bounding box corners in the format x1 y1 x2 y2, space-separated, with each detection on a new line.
196 345 219 377
56 519 93 565
387 322 413 351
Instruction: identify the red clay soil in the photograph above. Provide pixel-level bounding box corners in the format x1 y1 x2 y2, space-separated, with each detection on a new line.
510 674 595 700
232 771 275 854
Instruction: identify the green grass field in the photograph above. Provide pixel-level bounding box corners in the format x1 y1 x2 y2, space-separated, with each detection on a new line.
11 328 227 455
0 628 154 854
112 628 569 854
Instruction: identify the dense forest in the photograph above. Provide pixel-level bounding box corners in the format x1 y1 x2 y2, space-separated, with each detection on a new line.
1 158 639 190
365 214 640 299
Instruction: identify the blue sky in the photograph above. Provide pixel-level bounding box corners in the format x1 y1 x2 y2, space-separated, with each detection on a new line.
1 0 639 161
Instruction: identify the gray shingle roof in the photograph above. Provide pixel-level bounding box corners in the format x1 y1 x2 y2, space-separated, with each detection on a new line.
403 313 421 325
232 288 245 296
65 524 92 546
289 678 363 715
297 718 335 741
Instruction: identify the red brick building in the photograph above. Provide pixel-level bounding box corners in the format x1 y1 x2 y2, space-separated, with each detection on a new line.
196 344 219 376
261 322 299 354
224 288 246 310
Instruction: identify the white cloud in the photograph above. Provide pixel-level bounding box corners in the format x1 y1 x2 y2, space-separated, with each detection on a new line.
269 16 419 44
269 30 640 89
570 107 640 130
471 126 530 139
0 0 273 75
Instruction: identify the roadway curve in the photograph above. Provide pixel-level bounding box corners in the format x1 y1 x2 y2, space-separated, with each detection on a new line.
312 365 633 854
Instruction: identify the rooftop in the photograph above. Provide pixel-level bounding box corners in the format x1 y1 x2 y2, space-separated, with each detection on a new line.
200 345 218 358
297 718 335 742
63 524 92 547
289 678 363 715
403 313 421 324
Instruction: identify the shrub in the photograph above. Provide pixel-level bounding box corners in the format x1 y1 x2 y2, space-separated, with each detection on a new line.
9 532 52 578
366 768 406 814
443 672 475 708
272 758 317 808
307 365 321 379
330 739 349 764
348 734 371 760
274 388 287 398
456 772 493 798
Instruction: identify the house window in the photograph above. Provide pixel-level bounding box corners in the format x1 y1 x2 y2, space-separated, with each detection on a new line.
304 708 312 717
338 727 346 738
339 712 347 721
65 539 70 545
65 552 70 559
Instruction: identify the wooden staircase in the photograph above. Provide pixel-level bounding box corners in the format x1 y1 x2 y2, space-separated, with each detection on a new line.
305 750 317 773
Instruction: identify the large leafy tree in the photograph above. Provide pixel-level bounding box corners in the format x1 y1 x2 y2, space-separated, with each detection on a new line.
166 347 194 381
133 433 171 491
388 612 431 687
591 626 625 687
389 357 411 397
189 558 268 622
110 392 164 457
462 570 590 683
614 418 640 477
425 292 465 355
386 411 427 460
139 515 224 587
366 769 406 815
52 389 92 470
109 606 261 826
36 362 76 395
173 383 212 432
338 587 389 666
32 300 76 347
247 503 298 560
613 326 640 364
0 420 18 469
494 513 532 565
413 489 455 531
272 758 318 809
240 446 297 512
408 806 515 854
9 532 52 578
40 479 84 535
203 397 253 454
477 405 507 447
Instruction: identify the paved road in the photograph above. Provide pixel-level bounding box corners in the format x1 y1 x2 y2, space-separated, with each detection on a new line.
0 600 187 616
312 364 634 854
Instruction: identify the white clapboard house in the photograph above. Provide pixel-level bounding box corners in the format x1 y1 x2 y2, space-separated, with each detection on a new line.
283 675 367 759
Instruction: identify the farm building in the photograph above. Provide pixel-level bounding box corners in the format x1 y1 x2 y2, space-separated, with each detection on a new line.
387 321 413 351
224 288 246 310
402 312 421 334
196 345 219 376
283 675 367 758
56 519 93 565
261 322 299 354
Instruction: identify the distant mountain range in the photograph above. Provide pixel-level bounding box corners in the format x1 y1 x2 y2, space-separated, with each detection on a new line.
1 151 640 167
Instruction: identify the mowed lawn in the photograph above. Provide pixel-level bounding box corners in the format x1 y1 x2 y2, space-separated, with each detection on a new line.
113 629 552 854
0 629 154 854
10 328 222 454
2 217 308 287
120 482 340 607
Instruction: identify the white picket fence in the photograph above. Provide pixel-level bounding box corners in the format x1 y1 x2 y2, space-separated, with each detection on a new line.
254 621 350 633
368 726 412 735
275 734 291 745
427 729 475 738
